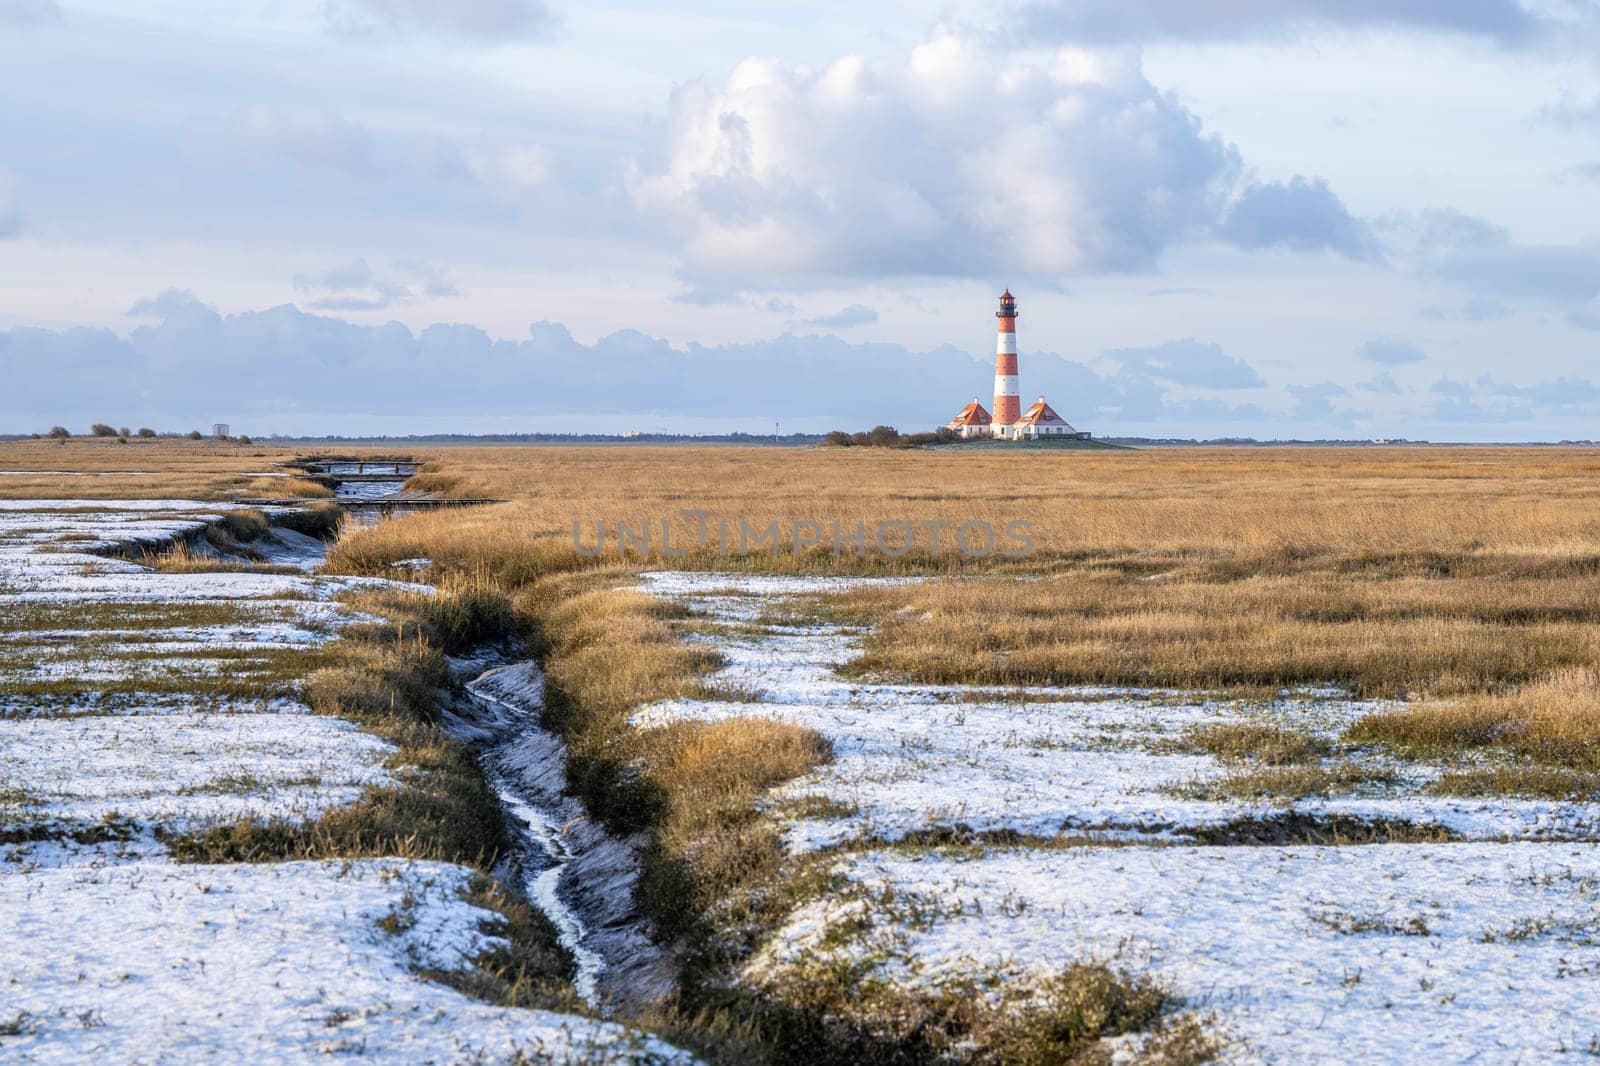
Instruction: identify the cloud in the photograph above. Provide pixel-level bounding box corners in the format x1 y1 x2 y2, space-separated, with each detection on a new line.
1405 207 1511 257
1359 336 1426 365
1288 381 1353 423
1422 374 1600 423
1220 177 1380 260
1434 242 1600 302
322 0 559 39
1537 92 1600 130
807 304 878 328
290 258 461 311
1423 375 1570 422
0 0 61 27
1356 371 1403 394
630 32 1250 288
1016 0 1544 45
1101 338 1266 389
1409 207 1600 322
1567 163 1600 183
297 260 377 292
127 289 215 318
1420 296 1513 321
0 300 1290 434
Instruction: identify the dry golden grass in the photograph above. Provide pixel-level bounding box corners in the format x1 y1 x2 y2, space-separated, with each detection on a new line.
0 438 301 498
0 438 401 499
344 444 1600 573
1349 668 1600 767
1181 722 1333 765
320 445 1600 776
244 475 335 499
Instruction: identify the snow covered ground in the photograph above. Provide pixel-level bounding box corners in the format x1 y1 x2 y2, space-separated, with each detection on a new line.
636 571 1600 1064
0 501 694 1063
760 844 1600 1064
0 500 402 841
0 857 691 1064
636 572 1600 848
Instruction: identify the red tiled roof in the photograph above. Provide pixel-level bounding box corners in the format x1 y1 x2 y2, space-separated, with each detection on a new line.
1017 398 1072 427
947 400 992 426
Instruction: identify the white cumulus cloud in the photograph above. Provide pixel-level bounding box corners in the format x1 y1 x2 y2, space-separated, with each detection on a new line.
629 32 1247 289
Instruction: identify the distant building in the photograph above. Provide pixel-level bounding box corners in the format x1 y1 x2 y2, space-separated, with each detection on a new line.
211 423 230 439
1011 396 1079 439
946 398 992 439
945 292 1090 441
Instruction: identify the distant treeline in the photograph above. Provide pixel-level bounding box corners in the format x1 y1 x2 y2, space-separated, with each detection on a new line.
264 431 826 446
823 426 963 448
23 424 250 443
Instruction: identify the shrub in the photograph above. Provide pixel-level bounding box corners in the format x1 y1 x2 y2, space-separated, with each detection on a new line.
238 434 252 444
186 430 203 440
823 431 853 447
118 426 131 438
137 427 156 438
47 426 70 439
90 423 117 437
867 425 900 447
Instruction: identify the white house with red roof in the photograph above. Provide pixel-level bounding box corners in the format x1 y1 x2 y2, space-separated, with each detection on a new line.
946 398 992 439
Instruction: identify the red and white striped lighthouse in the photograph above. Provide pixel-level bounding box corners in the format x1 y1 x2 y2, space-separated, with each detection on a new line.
992 290 1021 433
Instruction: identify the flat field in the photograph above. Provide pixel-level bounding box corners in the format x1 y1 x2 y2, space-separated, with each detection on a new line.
10 439 1600 1064
319 444 1600 1062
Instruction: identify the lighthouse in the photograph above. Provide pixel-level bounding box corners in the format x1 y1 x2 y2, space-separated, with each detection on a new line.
945 290 1092 442
993 290 1021 437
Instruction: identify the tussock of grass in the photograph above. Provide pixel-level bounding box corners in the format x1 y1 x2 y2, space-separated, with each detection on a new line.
636 718 831 941
1347 668 1600 768
403 467 497 498
218 508 271 542
1425 765 1600 799
746 959 1215 1065
253 476 336 499
1176 763 1393 801
1180 722 1332 765
145 541 301 574
275 501 344 538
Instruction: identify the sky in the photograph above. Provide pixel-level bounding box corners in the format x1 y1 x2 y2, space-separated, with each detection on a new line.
2 0 1599 439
